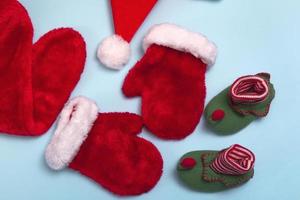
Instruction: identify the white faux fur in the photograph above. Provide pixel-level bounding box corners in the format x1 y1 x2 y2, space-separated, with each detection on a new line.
143 23 217 66
45 96 99 170
97 34 131 70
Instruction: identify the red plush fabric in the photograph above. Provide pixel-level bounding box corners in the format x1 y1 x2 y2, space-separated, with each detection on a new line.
111 0 157 41
30 28 86 135
69 113 163 196
122 44 207 140
180 157 197 169
0 0 33 134
211 109 225 121
0 0 86 136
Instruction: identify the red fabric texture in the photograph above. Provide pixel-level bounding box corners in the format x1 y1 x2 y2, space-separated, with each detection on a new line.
211 109 225 121
70 113 163 196
180 157 197 169
111 0 157 42
122 45 207 140
0 0 86 136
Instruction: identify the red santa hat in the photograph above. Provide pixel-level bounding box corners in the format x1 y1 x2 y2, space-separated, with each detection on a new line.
97 0 158 70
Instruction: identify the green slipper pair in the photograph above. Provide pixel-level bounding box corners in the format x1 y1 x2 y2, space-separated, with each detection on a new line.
176 73 274 192
205 73 275 135
177 144 255 192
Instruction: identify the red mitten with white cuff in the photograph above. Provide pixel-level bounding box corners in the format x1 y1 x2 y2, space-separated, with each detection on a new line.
122 23 217 140
0 0 86 136
45 97 163 196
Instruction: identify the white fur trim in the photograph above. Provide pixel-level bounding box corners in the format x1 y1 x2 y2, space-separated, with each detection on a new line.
45 96 99 170
143 23 217 66
97 34 131 70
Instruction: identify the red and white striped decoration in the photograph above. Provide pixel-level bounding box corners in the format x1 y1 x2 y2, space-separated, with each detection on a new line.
230 75 269 104
210 144 255 175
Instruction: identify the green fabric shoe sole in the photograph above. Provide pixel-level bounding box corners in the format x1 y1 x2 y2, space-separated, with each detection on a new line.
204 74 275 135
177 151 254 192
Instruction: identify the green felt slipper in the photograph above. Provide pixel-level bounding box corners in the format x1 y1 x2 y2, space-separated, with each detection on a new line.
177 144 255 192
205 73 275 135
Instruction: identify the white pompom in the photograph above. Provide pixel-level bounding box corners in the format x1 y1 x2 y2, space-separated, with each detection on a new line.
97 34 131 70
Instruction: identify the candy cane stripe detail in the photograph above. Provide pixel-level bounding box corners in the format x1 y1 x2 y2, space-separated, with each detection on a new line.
210 144 255 175
230 75 269 104
213 159 237 174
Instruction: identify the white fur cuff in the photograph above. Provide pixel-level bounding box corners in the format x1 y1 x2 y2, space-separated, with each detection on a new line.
143 23 217 66
45 96 99 170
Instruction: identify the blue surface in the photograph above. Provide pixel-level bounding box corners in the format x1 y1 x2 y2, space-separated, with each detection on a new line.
1 0 299 199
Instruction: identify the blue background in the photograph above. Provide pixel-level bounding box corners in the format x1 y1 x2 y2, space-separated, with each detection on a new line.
1 0 299 199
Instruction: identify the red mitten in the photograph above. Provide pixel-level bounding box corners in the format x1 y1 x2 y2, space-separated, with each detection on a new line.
122 24 217 139
0 0 86 136
45 97 163 196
